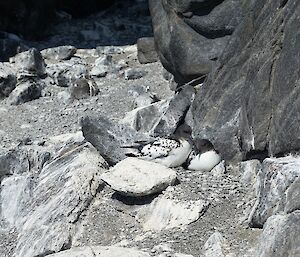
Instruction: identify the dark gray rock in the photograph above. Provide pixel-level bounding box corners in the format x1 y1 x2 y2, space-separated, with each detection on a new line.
249 156 300 228
13 48 46 78
81 116 151 165
0 63 17 98
70 78 98 99
121 99 170 133
0 32 28 61
124 68 147 80
152 85 195 137
0 148 29 178
190 0 300 161
8 80 43 105
41 45 77 61
137 37 158 64
149 0 244 84
256 212 300 257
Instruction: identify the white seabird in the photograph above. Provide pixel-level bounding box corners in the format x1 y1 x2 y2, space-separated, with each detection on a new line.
186 138 221 171
123 124 193 168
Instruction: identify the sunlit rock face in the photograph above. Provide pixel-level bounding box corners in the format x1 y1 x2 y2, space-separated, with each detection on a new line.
151 0 300 160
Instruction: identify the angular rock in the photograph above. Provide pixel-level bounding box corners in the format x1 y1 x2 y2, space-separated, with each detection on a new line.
124 68 147 80
47 60 89 87
13 142 107 257
121 99 170 133
250 156 300 228
137 195 209 230
0 148 30 178
190 0 300 160
203 232 227 257
101 157 177 197
256 212 300 257
70 78 99 99
41 45 77 61
153 85 195 137
13 48 46 77
8 80 43 105
238 160 262 225
1 175 31 227
90 55 112 77
0 63 17 98
81 115 151 165
211 161 226 177
47 246 151 257
137 37 158 64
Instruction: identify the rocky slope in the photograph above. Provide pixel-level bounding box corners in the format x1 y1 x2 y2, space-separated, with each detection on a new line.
0 0 299 257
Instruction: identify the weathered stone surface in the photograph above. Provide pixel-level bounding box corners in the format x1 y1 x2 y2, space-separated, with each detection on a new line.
153 85 195 137
13 48 46 77
70 78 98 99
121 99 170 133
90 55 113 77
8 80 43 105
47 246 151 257
203 232 228 257
210 161 226 178
41 45 77 61
124 68 147 80
137 195 208 230
149 0 244 84
190 0 300 160
137 37 158 64
239 160 262 225
101 157 177 197
0 63 16 98
0 148 29 179
256 212 300 257
47 60 88 87
133 92 160 108
250 156 300 228
81 115 151 165
12 142 107 257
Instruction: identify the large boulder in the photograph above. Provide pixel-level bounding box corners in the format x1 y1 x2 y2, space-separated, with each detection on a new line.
249 156 300 228
149 0 245 84
189 0 300 160
255 212 300 257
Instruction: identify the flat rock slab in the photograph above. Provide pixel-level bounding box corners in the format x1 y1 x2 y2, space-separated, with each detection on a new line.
48 246 151 257
137 196 209 231
101 157 177 197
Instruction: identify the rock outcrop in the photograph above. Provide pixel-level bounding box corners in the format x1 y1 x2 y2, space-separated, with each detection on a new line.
149 0 245 84
151 0 300 161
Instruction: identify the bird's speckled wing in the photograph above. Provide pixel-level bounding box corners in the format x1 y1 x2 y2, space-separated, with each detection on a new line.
140 138 181 159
